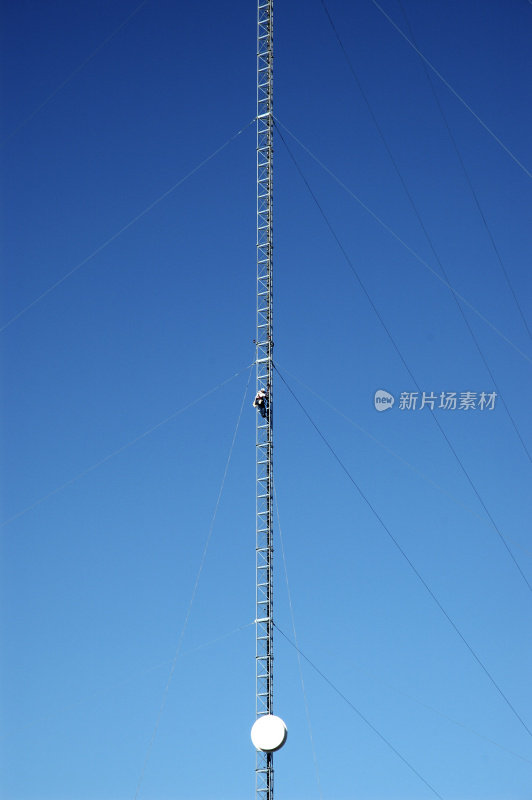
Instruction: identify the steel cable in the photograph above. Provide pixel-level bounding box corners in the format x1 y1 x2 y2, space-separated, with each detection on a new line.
274 117 532 367
396 0 532 344
273 483 324 799
275 125 532 596
317 0 532 463
275 624 445 799
368 0 532 180
1 361 254 530
0 120 254 334
275 365 532 741
1 0 151 147
276 363 532 561
133 364 253 799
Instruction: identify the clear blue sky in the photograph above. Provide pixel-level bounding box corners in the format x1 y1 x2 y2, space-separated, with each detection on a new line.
1 1 532 798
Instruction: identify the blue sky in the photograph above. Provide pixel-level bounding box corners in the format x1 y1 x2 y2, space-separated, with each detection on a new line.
1 1 532 798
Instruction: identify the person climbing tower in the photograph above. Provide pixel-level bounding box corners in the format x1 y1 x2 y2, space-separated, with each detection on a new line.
253 388 269 418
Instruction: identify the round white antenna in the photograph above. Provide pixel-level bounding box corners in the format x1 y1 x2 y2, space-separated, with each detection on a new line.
251 714 287 753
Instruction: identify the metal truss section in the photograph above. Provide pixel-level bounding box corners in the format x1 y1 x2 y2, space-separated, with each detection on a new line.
256 1 274 799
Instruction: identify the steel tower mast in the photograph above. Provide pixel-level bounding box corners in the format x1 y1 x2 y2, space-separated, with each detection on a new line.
255 0 275 797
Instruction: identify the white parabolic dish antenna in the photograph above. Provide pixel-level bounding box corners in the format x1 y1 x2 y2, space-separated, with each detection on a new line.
251 714 287 752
